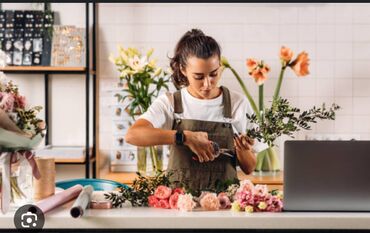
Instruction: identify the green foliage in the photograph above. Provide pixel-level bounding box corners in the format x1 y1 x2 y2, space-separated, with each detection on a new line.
105 170 173 208
246 97 341 147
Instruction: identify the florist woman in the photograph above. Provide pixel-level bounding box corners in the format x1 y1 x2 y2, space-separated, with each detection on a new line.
125 29 267 191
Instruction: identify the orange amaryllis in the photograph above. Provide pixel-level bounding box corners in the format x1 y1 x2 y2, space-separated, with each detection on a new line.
249 61 270 86
246 58 258 73
279 46 293 64
289 51 310 77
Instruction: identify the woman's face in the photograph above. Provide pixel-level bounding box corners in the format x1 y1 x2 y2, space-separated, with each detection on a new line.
181 55 221 99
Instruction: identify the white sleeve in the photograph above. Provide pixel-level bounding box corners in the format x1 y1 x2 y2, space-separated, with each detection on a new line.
232 96 269 153
138 93 174 130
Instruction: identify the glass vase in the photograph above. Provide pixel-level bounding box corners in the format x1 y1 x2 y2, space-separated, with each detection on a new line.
10 156 34 209
255 147 280 173
137 146 147 175
136 146 163 176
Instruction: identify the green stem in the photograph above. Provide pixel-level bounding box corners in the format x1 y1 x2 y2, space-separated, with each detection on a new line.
259 84 264 112
228 66 260 119
149 146 158 172
273 66 287 104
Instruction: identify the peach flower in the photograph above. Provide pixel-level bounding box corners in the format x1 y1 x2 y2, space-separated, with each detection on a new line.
246 58 258 73
280 46 293 63
289 51 310 77
199 193 220 211
154 185 172 200
250 65 270 86
177 194 196 212
37 121 46 130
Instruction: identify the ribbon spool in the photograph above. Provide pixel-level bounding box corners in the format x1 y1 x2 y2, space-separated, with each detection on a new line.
33 157 55 201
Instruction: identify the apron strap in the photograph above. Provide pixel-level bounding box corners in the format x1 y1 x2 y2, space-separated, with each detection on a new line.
173 90 183 114
220 86 232 119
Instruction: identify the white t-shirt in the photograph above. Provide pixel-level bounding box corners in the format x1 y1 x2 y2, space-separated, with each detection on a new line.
139 87 268 153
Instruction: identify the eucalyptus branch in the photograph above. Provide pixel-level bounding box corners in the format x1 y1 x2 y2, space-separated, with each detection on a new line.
246 98 340 147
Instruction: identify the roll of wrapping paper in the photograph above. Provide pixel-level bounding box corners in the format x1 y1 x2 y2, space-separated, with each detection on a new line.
70 185 94 218
35 184 83 214
33 157 55 201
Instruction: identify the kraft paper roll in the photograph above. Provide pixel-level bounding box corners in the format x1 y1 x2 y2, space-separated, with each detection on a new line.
33 157 55 201
35 184 83 214
70 185 94 218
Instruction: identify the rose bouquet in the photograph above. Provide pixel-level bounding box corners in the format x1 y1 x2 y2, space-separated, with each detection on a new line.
110 46 170 173
106 170 283 213
230 179 283 213
221 46 340 171
0 50 46 213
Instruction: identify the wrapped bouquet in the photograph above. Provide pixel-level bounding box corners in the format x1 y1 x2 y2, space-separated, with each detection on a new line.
0 50 46 213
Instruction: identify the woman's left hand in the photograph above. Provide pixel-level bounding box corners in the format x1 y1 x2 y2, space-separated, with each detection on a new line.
233 133 254 152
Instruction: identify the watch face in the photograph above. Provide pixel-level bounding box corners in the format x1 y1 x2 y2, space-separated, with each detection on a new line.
176 131 184 145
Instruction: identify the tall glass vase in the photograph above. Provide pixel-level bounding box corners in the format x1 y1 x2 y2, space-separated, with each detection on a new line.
255 147 280 173
137 146 147 175
136 146 163 176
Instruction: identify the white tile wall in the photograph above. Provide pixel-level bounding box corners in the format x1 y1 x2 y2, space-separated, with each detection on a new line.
96 3 370 170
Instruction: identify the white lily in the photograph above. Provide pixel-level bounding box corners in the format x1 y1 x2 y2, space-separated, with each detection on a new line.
128 55 148 72
153 67 162 77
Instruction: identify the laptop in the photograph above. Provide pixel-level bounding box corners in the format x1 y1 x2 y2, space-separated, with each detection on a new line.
283 140 370 212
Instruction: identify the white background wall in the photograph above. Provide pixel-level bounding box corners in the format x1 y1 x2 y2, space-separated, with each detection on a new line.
3 3 370 177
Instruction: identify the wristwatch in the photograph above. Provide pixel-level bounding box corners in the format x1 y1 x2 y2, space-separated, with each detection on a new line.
175 129 185 145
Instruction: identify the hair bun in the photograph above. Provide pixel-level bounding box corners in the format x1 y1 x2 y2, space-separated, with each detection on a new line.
186 28 205 38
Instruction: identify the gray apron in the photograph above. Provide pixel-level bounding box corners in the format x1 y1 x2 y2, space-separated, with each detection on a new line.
167 86 237 191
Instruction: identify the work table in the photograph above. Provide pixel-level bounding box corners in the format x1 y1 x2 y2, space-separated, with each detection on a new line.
2 202 370 229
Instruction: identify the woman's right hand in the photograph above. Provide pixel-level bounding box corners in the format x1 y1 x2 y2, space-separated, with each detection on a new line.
183 130 214 163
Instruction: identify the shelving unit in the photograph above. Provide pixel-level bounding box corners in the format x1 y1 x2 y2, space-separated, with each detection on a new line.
0 3 97 178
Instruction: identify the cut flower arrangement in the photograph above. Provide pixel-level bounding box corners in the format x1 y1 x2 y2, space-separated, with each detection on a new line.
110 46 170 173
221 46 340 171
0 49 46 213
105 171 283 212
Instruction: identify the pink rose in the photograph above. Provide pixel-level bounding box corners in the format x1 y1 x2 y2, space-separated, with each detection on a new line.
15 95 26 109
200 193 220 211
289 51 310 77
0 92 15 112
172 187 185 195
169 193 180 209
158 199 170 209
217 192 231 209
154 185 172 200
177 194 196 212
280 46 294 63
148 195 159 207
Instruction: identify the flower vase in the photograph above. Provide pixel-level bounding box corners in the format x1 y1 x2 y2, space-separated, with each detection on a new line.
137 146 147 175
137 146 163 176
147 145 163 176
255 147 280 173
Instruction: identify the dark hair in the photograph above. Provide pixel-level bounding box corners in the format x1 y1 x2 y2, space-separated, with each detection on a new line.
169 29 221 88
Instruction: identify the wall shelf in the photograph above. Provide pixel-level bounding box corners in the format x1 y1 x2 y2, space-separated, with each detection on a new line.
0 3 97 178
0 66 96 74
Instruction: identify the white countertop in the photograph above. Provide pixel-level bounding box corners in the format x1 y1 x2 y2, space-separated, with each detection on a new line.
2 201 370 229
